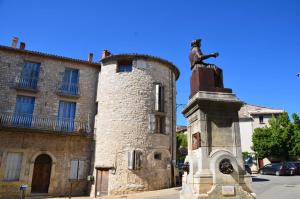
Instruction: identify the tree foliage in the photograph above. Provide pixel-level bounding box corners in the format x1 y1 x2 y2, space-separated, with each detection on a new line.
176 133 188 163
252 112 300 159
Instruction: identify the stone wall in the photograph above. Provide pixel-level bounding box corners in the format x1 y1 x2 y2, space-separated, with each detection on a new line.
0 49 99 125
0 130 93 199
0 48 99 198
91 58 177 196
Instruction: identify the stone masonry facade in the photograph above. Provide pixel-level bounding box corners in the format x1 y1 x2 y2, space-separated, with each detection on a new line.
0 39 179 198
91 57 178 196
0 43 100 199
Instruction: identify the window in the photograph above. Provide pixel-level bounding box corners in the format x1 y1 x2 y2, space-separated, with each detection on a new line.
155 115 165 134
155 84 164 112
60 68 79 95
259 116 264 124
70 160 85 180
117 60 132 72
14 95 35 127
154 152 162 160
128 150 142 170
18 61 40 90
57 101 76 132
4 152 23 181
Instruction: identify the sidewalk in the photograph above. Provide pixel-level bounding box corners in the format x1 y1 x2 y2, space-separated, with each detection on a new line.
48 187 180 199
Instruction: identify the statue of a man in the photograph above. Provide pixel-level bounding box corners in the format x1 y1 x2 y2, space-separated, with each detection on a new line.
189 39 219 69
189 39 224 88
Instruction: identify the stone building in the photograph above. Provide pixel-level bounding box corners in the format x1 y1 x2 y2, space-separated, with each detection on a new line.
238 104 283 171
91 53 179 196
0 38 100 198
0 38 180 198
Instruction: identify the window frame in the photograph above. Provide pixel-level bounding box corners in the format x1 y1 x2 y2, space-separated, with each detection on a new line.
4 152 23 181
117 60 133 73
60 68 80 96
259 116 264 124
19 61 41 90
70 159 85 180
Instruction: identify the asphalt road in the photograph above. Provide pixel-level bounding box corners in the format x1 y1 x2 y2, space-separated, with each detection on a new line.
252 174 300 199
138 175 300 199
51 175 300 199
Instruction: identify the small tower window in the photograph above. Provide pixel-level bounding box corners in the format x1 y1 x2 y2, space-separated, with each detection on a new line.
117 60 132 73
154 152 162 160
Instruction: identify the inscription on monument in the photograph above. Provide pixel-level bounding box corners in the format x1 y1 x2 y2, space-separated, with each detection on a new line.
222 186 235 196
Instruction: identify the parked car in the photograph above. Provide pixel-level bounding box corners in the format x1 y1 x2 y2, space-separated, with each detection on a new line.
258 163 292 176
286 161 300 175
244 164 252 175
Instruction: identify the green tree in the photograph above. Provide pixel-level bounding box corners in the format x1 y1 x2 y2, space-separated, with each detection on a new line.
252 112 297 159
176 133 187 163
290 113 300 155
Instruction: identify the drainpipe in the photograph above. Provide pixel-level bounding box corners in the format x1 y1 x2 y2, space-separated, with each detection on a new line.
170 70 175 187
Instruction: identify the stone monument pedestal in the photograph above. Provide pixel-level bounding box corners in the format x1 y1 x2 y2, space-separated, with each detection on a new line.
181 42 256 198
180 92 255 199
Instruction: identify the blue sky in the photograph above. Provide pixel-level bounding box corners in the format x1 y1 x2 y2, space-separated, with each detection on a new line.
1 0 299 125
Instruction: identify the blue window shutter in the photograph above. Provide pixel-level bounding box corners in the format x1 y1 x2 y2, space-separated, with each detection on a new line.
14 96 35 127
62 68 79 95
15 96 35 114
70 102 76 119
21 62 40 89
63 69 71 84
58 101 76 132
71 70 79 84
58 101 65 119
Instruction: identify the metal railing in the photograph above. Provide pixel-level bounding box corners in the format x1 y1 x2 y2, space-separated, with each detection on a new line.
14 76 39 90
57 82 80 97
0 112 91 134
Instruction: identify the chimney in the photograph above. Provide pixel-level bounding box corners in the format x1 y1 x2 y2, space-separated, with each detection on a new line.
20 42 26 50
11 37 18 48
88 53 93 62
102 49 111 59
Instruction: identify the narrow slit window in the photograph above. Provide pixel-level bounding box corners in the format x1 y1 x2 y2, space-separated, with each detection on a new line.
155 115 165 134
155 84 164 112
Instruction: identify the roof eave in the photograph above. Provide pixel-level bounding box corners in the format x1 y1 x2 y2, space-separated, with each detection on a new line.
101 54 180 80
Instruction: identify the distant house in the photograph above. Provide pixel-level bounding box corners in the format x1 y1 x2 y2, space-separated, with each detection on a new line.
176 125 187 134
238 104 284 170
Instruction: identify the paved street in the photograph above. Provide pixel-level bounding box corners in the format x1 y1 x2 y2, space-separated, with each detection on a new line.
252 175 300 199
49 175 300 199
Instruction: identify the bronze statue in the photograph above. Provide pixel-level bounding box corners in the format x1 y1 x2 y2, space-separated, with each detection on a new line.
189 39 219 69
189 39 224 88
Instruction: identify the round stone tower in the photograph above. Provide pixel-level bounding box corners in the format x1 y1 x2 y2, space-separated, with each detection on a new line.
91 53 179 197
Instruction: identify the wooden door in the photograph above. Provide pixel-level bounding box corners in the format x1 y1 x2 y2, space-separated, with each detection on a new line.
31 154 52 193
96 169 109 197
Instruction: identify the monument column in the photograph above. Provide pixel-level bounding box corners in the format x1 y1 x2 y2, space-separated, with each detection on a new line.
180 39 255 199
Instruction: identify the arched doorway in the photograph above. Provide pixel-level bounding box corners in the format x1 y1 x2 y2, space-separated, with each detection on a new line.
31 154 52 193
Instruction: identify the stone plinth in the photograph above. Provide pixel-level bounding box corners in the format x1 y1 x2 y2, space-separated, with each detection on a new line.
180 91 255 199
190 66 232 98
